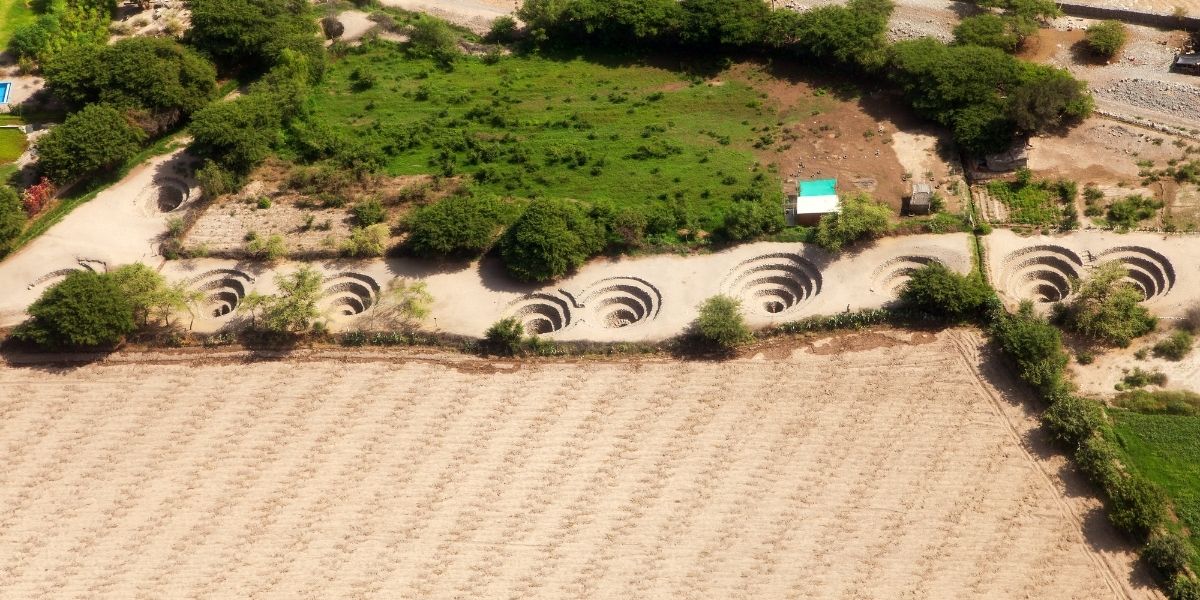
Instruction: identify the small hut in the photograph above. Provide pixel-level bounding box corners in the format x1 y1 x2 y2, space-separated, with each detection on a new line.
909 182 933 215
786 179 840 226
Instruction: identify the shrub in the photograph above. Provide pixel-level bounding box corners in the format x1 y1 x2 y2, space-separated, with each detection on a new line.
486 15 520 43
693 295 753 351
1042 395 1105 447
1153 330 1194 361
815 193 891 252
196 160 237 197
409 16 458 65
256 266 322 333
1107 473 1168 536
245 231 286 260
35 104 146 183
721 199 784 241
1120 367 1168 390
341 223 390 257
21 177 56 216
1106 195 1162 231
1174 575 1200 600
406 194 517 258
1114 389 1200 416
1183 304 1200 334
352 197 386 226
1085 20 1127 59
989 301 1070 396
484 317 524 355
898 263 990 320
12 271 136 348
187 0 324 79
499 198 605 282
189 93 283 174
953 14 1022 52
0 186 27 254
1058 261 1156 347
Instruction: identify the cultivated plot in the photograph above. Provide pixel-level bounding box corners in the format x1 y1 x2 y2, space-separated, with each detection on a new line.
0 329 1154 599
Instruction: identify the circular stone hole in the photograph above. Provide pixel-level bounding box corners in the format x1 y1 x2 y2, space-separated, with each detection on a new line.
158 186 185 212
764 301 785 314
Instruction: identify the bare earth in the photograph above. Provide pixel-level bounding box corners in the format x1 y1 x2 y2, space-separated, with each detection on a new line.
0 329 1159 599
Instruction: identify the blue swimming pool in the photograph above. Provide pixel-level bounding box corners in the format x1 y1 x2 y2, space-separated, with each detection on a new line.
0 82 10 104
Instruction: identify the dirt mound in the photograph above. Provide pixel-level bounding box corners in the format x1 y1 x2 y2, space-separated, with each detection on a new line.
320 272 381 316
999 245 1084 303
1096 246 1176 301
504 292 574 335
723 253 823 315
870 255 943 297
576 277 662 329
188 269 255 318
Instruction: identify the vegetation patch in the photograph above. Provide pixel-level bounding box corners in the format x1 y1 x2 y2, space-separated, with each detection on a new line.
1110 411 1200 573
0 128 27 164
295 44 782 236
985 170 1075 227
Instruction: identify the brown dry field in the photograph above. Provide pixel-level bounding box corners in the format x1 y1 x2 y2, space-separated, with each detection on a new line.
0 329 1159 599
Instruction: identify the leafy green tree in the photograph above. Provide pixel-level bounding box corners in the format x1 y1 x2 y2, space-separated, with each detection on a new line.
43 38 217 127
35 104 146 183
499 198 605 282
1143 532 1193 578
814 193 891 252
188 93 283 173
6 14 59 59
693 295 753 351
13 271 136 348
0 186 26 255
989 301 1069 392
721 200 783 241
382 279 432 323
187 0 322 78
1008 65 1093 132
521 0 680 46
406 194 518 258
259 266 322 333
109 263 194 327
1057 261 1156 347
953 14 1022 52
679 0 768 47
791 0 893 69
1085 20 1126 59
898 263 991 319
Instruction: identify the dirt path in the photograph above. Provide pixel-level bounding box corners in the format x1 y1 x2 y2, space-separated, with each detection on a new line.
377 0 515 33
0 329 1160 599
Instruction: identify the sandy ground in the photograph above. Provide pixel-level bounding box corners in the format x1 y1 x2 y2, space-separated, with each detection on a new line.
334 10 378 43
0 329 1160 599
152 233 974 339
377 0 515 33
983 228 1200 316
0 148 197 326
1071 327 1200 395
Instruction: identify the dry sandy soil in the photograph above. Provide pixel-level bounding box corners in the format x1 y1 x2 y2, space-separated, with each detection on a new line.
0 329 1160 599
1070 327 1200 396
378 0 516 33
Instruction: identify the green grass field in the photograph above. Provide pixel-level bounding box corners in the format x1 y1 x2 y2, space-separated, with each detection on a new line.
0 0 36 49
1110 409 1200 570
301 44 787 230
0 128 27 164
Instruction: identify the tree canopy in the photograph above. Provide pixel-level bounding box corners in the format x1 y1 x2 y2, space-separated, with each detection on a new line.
899 263 991 319
13 270 136 348
406 194 518 258
693 295 753 351
36 104 146 183
187 0 323 80
1057 261 1156 347
499 198 605 282
0 186 25 255
43 38 217 128
815 194 891 252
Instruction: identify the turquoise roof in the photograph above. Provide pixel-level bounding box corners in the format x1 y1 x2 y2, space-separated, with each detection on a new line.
799 178 836 197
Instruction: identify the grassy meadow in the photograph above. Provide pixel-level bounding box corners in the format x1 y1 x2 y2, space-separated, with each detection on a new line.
1110 410 1200 571
299 44 789 230
0 0 35 49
